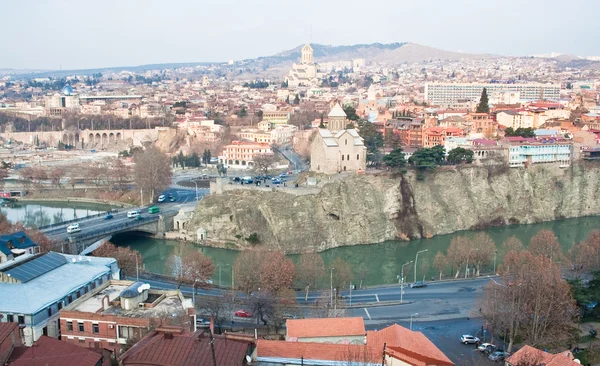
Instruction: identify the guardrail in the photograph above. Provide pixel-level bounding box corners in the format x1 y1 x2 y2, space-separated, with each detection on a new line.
39 208 122 231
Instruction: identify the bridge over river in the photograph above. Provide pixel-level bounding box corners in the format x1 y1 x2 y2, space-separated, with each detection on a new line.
40 206 179 254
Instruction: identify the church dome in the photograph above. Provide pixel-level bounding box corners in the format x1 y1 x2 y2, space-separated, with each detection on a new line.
61 85 73 96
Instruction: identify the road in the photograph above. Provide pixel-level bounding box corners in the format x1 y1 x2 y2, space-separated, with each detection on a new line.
276 143 308 171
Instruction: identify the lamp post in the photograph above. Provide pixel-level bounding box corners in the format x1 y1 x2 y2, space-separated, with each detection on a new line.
410 313 418 330
401 261 413 304
330 268 335 306
493 250 498 274
414 250 428 284
194 181 199 201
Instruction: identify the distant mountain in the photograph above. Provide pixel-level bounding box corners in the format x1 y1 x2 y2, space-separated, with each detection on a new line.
552 54 582 63
256 42 494 65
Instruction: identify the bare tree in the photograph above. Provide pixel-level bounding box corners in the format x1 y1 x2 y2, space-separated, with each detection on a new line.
259 251 295 295
529 229 562 262
341 344 381 366
233 250 265 294
433 252 448 280
472 232 496 276
133 145 172 203
296 253 325 302
329 258 353 294
196 293 236 331
166 249 214 291
447 235 473 278
92 242 142 277
252 153 277 176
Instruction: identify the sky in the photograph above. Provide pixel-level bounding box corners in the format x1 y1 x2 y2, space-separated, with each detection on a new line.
2 0 599 70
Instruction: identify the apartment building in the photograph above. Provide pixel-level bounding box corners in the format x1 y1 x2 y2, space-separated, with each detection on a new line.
219 141 272 167
424 83 560 105
59 280 195 355
423 127 465 148
504 137 572 167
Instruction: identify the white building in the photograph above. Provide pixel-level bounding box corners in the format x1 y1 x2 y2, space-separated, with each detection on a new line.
424 83 561 105
286 44 319 88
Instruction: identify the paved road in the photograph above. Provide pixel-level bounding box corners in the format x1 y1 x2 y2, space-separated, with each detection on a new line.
277 143 308 171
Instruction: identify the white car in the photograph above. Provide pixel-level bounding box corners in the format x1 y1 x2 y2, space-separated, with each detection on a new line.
157 194 166 203
66 223 81 234
460 335 480 344
478 343 495 352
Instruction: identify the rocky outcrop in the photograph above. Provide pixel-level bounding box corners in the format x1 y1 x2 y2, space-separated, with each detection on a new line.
189 162 600 252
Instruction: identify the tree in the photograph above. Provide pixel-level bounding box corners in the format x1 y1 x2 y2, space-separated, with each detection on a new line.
382 148 406 169
329 258 353 293
384 131 401 149
447 236 473 278
502 236 524 256
202 149 212 167
296 253 325 302
196 293 235 331
133 145 172 204
252 154 277 176
259 251 295 294
293 94 300 105
237 106 248 117
433 252 448 280
570 230 600 273
408 145 445 180
233 250 264 294
529 229 562 262
471 232 496 276
183 251 215 292
480 250 578 352
447 147 474 164
111 158 131 191
93 242 142 277
476 88 489 113
249 290 275 326
357 120 383 167
505 127 535 138
343 106 360 121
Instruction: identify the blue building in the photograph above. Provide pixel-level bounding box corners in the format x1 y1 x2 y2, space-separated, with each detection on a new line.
0 232 40 264
507 139 572 168
0 252 119 345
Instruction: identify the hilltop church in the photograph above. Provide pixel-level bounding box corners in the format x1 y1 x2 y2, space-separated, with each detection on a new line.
286 44 319 87
310 104 367 174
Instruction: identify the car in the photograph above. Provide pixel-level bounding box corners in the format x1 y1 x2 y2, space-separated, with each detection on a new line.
157 194 166 203
460 335 480 344
478 343 496 353
234 310 252 318
488 351 509 362
282 313 300 319
135 215 143 221
104 213 113 220
169 196 175 202
66 223 80 234
410 281 427 288
196 318 210 325
233 177 241 182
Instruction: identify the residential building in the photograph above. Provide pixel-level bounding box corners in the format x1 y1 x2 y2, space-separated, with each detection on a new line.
120 326 252 366
262 110 291 126
463 113 497 138
385 118 425 148
7 335 104 366
271 124 298 144
0 232 40 264
497 110 548 129
504 137 573 167
423 127 465 147
424 83 560 105
0 252 119 345
505 345 581 366
0 323 22 365
239 129 272 144
59 280 195 355
219 141 272 167
286 44 319 88
310 104 367 174
256 318 453 366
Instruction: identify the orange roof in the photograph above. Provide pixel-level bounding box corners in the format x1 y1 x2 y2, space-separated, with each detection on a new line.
286 317 366 338
367 324 454 366
257 340 379 363
506 345 580 366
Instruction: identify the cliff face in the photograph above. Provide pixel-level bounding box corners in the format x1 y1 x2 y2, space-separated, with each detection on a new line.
190 163 600 252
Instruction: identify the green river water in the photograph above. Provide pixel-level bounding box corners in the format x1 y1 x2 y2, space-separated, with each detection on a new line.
112 215 600 287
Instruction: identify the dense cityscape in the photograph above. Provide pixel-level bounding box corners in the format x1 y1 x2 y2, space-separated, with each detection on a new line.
1 1 600 365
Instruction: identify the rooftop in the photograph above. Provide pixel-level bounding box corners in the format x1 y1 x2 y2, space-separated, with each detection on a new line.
8 335 103 366
506 345 580 366
286 317 366 339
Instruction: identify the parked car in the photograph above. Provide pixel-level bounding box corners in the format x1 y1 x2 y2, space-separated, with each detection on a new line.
489 351 509 362
282 313 300 319
233 177 241 182
196 318 210 325
157 194 166 203
410 281 427 288
234 310 252 318
478 343 496 353
169 194 175 202
104 213 113 220
66 223 80 234
460 335 480 344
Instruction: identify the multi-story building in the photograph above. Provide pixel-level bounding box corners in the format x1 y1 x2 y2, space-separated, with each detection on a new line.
497 110 547 129
262 111 291 126
238 129 272 144
0 232 40 264
270 124 298 144
385 118 425 149
0 252 119 346
219 141 272 167
423 127 465 148
286 44 318 88
463 113 497 138
424 83 561 105
504 137 573 167
59 280 195 355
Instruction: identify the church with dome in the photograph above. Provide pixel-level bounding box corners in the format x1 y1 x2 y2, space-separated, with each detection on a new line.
310 103 367 174
286 44 319 87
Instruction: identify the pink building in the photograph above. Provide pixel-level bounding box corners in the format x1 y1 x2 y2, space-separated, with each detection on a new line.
219 141 272 167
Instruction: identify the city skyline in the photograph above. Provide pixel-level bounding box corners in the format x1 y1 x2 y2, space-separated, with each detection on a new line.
3 0 600 70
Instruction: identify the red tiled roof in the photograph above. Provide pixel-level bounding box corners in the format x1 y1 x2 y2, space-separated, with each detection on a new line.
367 324 453 366
120 329 250 366
257 339 378 363
0 323 20 365
506 345 580 366
286 317 366 338
8 336 102 366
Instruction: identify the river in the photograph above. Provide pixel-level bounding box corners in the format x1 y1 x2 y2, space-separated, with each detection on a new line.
113 215 600 287
2 201 114 227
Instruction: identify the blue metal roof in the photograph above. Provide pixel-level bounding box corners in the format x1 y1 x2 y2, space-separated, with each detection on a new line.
3 252 66 283
0 232 38 256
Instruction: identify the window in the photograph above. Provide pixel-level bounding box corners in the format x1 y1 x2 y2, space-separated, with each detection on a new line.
78 322 84 332
18 316 24 325
7 315 13 322
357 154 360 160
67 321 73 331
341 155 344 161
68 295 72 303
58 302 63 311
345 139 347 145
76 290 81 298
93 324 99 334
78 339 85 344
47 308 52 317
347 155 350 161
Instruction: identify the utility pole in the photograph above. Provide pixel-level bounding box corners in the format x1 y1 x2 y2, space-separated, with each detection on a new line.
136 255 139 282
414 250 427 283
330 268 335 306
209 329 217 366
349 282 352 306
381 343 386 366
401 261 412 304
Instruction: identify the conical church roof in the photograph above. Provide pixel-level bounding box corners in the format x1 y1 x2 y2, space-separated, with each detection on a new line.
328 103 347 118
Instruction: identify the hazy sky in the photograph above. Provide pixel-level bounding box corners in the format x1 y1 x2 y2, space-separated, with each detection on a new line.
3 0 599 70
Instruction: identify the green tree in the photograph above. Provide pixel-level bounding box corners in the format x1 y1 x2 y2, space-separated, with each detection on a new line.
476 87 490 113
505 127 535 138
343 106 360 121
202 149 212 166
383 148 406 169
408 145 445 180
357 120 384 166
447 147 474 164
177 150 185 169
293 94 300 105
238 106 248 117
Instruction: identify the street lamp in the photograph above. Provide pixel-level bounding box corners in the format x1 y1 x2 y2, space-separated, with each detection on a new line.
194 181 199 201
410 313 418 330
217 264 230 288
414 250 428 283
400 261 413 304
330 268 335 306
493 250 498 274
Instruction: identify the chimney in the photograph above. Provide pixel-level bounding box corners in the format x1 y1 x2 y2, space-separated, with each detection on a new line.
164 332 173 340
209 316 214 335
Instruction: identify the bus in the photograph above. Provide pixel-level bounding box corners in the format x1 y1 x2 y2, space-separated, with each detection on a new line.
148 206 160 214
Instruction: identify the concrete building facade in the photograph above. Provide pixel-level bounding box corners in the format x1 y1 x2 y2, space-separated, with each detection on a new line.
424 83 561 105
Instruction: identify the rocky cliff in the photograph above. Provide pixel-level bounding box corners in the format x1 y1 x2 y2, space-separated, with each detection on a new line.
189 162 600 252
